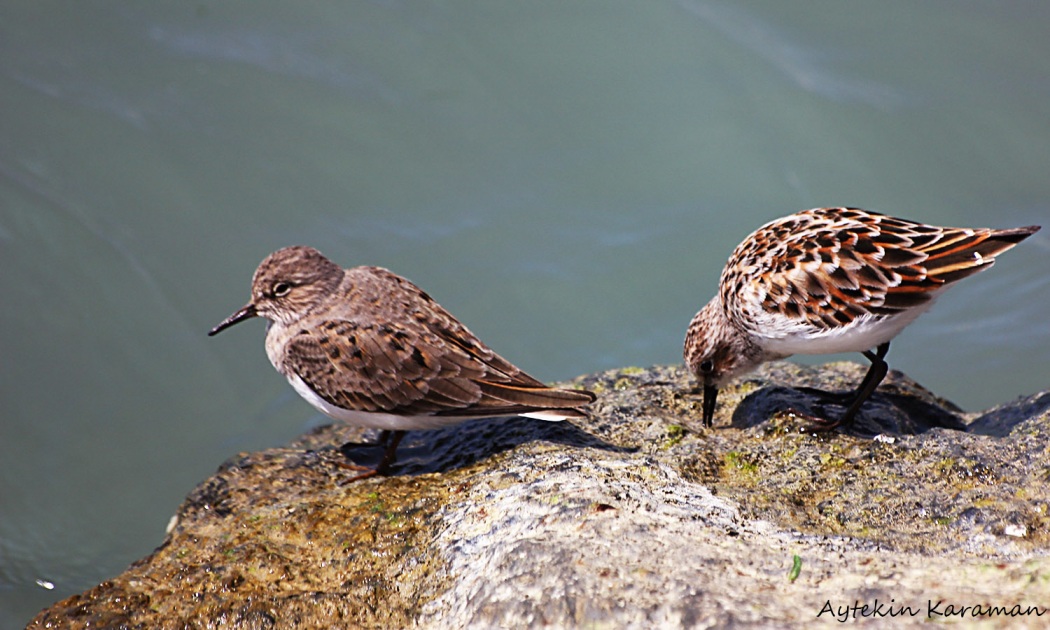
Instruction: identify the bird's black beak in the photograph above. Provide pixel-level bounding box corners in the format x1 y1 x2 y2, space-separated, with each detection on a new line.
208 303 258 336
702 383 718 428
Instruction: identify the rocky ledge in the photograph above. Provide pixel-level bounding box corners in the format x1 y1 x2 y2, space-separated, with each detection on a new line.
29 362 1050 628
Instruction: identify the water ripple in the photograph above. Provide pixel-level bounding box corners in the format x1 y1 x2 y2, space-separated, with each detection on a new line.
677 0 911 109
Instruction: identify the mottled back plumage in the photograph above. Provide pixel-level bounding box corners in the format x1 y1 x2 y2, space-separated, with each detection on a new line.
724 207 1035 333
275 264 595 419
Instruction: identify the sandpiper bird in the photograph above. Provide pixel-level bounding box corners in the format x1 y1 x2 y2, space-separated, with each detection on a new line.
684 207 1039 429
210 246 596 478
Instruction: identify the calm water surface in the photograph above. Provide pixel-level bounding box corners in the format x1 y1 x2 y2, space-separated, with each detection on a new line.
3 1 1049 624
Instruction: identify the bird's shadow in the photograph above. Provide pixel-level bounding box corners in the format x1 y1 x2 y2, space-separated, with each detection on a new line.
730 385 966 435
338 415 632 478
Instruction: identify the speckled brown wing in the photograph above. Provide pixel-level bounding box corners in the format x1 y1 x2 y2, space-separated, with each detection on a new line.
281 316 595 418
726 207 1039 330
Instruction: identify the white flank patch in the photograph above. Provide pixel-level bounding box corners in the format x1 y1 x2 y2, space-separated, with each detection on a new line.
519 411 571 422
286 374 565 430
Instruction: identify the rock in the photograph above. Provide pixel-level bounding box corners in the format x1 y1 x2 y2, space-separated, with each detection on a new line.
28 363 1050 628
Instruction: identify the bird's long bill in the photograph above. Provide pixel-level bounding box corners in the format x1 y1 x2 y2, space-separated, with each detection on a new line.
702 383 718 428
208 303 258 336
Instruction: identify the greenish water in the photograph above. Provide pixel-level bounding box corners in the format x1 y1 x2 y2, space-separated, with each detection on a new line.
2 1 1048 625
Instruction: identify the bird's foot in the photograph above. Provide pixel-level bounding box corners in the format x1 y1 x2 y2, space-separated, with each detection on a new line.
782 407 845 433
334 460 382 484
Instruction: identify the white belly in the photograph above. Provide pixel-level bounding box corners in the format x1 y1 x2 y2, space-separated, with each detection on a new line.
756 302 935 357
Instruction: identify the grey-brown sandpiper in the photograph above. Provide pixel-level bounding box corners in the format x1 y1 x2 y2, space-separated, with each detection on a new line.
210 246 596 479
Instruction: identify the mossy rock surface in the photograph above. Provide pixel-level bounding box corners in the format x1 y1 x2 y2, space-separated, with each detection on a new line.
29 362 1050 628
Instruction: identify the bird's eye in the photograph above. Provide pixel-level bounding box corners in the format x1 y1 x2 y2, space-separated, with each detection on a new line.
699 360 714 374
272 282 291 297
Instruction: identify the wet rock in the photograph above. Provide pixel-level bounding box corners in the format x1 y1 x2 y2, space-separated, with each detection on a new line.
28 362 1050 628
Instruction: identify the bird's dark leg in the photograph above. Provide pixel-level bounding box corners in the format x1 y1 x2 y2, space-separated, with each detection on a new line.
338 430 406 483
702 383 718 428
375 430 405 475
809 342 890 431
